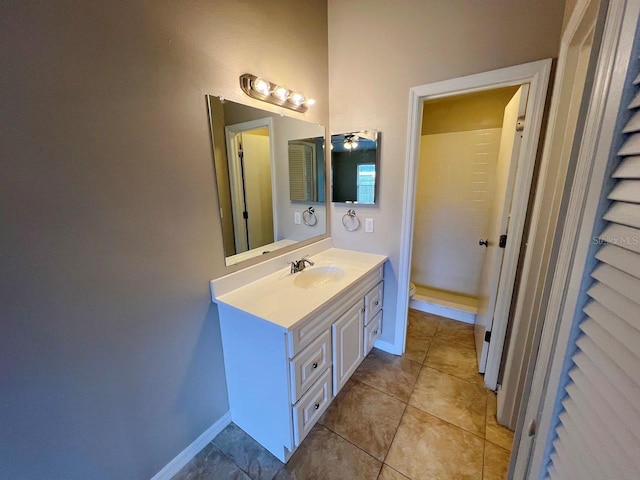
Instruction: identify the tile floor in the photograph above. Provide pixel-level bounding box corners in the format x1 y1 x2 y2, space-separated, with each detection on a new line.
174 309 514 480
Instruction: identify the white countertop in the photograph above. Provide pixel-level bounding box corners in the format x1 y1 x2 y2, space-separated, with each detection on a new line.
225 238 298 266
212 247 387 330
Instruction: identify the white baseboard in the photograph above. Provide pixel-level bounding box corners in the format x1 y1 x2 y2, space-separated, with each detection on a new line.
374 339 402 355
151 411 232 480
409 298 476 324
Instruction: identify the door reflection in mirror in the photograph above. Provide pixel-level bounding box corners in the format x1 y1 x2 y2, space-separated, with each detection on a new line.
206 96 327 266
225 121 274 254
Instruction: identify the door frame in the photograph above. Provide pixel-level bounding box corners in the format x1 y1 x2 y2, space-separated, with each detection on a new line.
511 1 638 477
498 0 603 433
225 117 276 252
395 59 552 390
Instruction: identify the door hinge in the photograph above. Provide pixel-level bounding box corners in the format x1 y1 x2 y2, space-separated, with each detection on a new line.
484 330 491 343
499 234 507 248
516 115 525 132
243 211 249 219
528 418 537 437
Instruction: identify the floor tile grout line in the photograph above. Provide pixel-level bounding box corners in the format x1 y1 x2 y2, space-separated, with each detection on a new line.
349 376 411 405
405 390 489 442
319 378 409 463
380 402 409 470
407 317 498 445
399 405 490 452
419 363 486 387
315 423 385 465
485 438 512 453
381 463 411 480
207 442 257 480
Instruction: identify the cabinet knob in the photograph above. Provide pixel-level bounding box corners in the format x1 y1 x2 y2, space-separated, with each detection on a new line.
361 308 366 314
374 301 379 306
312 362 318 369
314 403 320 410
373 330 378 335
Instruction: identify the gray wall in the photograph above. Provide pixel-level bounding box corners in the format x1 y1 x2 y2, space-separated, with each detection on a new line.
0 1 328 478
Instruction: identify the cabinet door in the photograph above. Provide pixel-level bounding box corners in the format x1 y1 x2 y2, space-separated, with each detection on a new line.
364 310 382 356
364 281 383 325
332 301 364 395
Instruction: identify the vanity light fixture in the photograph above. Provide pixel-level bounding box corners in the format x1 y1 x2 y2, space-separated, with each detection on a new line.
239 73 314 113
272 85 290 102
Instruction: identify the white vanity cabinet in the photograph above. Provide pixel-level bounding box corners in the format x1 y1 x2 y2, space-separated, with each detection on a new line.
332 301 364 394
211 247 386 463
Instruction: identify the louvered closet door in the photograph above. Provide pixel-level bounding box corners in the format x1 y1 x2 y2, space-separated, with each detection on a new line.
544 39 640 480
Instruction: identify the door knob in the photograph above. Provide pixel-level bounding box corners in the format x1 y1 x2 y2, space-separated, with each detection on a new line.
479 239 489 247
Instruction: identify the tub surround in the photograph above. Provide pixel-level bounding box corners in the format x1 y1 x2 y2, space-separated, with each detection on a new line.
409 285 478 324
210 239 387 462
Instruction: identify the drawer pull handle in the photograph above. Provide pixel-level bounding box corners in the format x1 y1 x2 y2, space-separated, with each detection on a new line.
312 362 318 369
314 403 320 410
374 301 379 306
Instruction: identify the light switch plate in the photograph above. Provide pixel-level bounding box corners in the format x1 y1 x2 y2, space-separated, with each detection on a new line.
365 218 374 233
294 212 301 225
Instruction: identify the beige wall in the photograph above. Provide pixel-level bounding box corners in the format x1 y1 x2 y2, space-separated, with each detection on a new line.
328 0 565 346
422 86 519 135
0 1 328 478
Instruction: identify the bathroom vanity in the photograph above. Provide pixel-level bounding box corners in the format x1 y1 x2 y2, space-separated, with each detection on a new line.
210 240 386 462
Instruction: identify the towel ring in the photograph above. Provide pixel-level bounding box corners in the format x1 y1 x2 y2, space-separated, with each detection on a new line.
342 209 360 232
302 207 318 226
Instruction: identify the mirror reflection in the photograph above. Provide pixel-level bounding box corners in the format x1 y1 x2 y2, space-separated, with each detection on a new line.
331 131 379 204
289 137 325 203
206 96 326 266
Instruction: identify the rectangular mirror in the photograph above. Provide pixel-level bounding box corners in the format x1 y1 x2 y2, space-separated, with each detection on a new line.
331 131 379 204
207 96 327 266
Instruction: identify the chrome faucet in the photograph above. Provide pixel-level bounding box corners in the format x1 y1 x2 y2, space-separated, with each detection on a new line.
289 255 314 273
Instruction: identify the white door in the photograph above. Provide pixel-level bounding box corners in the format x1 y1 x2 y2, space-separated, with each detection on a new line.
474 84 529 373
241 131 274 250
225 119 275 253
332 301 364 395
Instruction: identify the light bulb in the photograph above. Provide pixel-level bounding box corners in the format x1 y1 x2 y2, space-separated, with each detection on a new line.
344 141 352 150
305 98 316 106
252 77 271 96
351 141 359 150
289 91 306 107
272 85 289 102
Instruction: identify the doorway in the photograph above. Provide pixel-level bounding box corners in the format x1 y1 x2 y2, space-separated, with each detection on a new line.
396 60 553 392
410 84 530 377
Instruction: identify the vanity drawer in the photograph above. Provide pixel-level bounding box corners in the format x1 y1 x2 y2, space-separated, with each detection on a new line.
292 368 332 447
364 281 383 325
289 329 331 403
364 310 382 356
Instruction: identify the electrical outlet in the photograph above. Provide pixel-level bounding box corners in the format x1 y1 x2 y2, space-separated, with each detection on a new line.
294 212 301 225
365 218 374 233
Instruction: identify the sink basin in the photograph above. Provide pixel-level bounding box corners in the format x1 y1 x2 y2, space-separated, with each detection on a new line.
293 266 345 289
